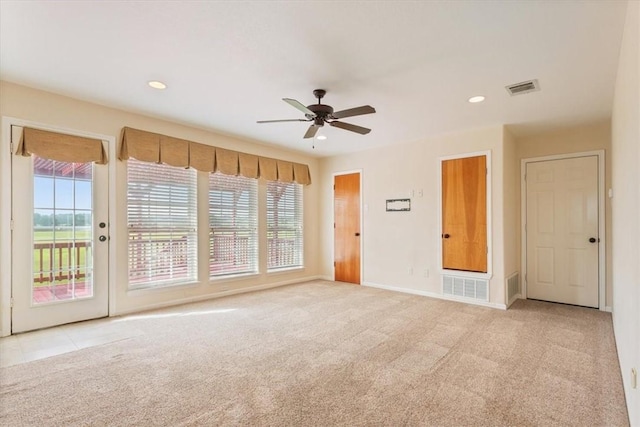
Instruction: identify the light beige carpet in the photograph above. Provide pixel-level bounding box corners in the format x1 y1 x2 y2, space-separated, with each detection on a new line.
0 280 629 426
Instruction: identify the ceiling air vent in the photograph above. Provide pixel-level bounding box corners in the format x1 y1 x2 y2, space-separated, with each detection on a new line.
505 79 540 96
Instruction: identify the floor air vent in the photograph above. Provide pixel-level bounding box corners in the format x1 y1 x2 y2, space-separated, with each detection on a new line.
505 79 540 96
442 275 489 302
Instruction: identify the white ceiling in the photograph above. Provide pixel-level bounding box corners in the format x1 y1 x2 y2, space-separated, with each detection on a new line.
0 1 628 157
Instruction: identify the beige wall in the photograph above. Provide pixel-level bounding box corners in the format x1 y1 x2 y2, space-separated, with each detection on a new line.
611 0 639 423
319 126 509 307
513 120 613 307
0 81 321 334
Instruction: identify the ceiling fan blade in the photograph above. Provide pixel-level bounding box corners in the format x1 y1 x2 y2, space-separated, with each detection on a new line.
283 98 316 117
331 105 376 119
303 124 321 139
330 121 371 135
257 119 309 123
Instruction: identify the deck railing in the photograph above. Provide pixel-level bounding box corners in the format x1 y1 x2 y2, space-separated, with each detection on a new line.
210 234 250 274
268 238 296 268
128 235 190 284
33 241 89 284
33 236 301 285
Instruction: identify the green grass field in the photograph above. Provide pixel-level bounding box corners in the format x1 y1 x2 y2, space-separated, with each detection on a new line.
34 229 91 241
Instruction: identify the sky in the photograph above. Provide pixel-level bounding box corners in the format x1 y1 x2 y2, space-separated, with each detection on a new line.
33 175 92 224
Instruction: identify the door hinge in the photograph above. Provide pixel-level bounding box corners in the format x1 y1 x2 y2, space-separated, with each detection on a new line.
10 297 14 308
486 167 488 175
333 222 336 228
524 223 527 232
10 219 14 231
334 261 336 267
486 246 489 254
333 184 335 190
10 141 14 154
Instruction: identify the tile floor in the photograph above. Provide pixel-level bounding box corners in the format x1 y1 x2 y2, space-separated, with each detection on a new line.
0 317 143 368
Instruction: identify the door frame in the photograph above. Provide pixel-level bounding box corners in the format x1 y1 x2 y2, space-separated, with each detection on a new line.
332 169 363 283
438 150 493 280
0 116 118 336
520 150 606 311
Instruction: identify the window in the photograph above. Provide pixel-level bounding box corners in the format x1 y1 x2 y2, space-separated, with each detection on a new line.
127 159 197 288
209 173 258 277
267 181 303 270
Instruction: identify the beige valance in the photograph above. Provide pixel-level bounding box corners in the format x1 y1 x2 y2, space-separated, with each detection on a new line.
119 127 311 185
277 160 294 183
119 128 192 167
120 127 159 163
17 127 107 164
239 153 259 179
215 148 239 176
160 135 190 168
189 142 216 172
258 157 278 181
293 162 312 185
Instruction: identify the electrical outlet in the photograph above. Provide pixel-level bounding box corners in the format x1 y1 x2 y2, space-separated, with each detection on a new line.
632 368 637 389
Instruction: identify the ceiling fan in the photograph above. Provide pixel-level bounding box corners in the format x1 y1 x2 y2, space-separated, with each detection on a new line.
257 89 376 139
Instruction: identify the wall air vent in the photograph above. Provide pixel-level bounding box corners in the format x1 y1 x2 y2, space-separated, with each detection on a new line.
506 272 520 307
505 79 540 96
442 274 489 302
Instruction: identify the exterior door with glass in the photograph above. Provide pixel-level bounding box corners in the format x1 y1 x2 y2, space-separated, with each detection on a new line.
11 125 109 333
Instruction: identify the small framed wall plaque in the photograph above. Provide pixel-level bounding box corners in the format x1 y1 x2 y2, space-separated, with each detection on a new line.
386 198 411 212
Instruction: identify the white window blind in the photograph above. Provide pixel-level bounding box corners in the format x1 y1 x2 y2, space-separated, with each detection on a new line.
127 159 197 288
267 181 303 270
209 173 258 277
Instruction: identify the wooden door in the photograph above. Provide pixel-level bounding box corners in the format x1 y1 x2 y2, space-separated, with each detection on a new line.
442 155 487 272
334 173 360 284
526 156 599 307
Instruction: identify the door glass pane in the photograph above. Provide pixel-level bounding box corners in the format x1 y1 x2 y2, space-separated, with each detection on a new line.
54 180 73 209
32 155 94 304
34 177 53 208
75 180 92 210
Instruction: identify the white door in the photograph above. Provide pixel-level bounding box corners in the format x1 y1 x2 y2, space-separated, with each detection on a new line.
526 156 599 308
11 125 109 333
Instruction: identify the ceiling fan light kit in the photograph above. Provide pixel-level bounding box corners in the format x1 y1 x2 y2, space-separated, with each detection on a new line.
258 89 376 139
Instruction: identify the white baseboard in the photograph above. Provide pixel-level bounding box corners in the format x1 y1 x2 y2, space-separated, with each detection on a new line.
362 281 507 310
604 306 612 313
319 275 333 281
507 293 522 308
111 275 325 317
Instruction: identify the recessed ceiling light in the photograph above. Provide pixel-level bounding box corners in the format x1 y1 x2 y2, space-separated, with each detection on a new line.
148 80 167 90
468 95 485 103
316 135 327 140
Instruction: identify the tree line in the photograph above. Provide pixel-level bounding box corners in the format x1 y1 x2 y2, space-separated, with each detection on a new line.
34 212 91 227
